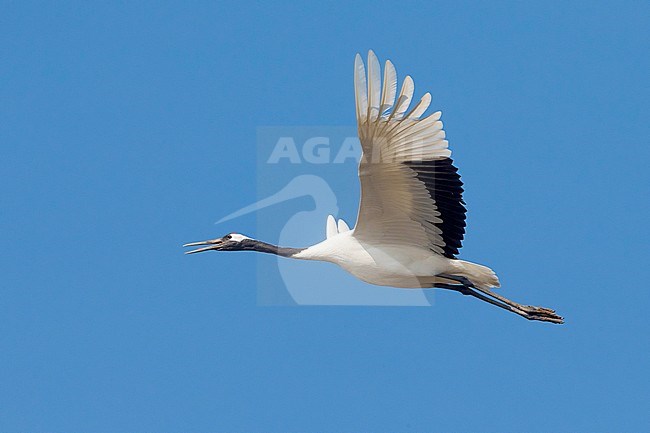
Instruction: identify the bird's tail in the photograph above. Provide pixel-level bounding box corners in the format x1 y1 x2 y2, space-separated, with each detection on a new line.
450 260 501 290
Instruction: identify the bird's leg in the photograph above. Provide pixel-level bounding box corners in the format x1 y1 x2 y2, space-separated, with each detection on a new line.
438 274 558 316
434 283 558 322
435 276 563 324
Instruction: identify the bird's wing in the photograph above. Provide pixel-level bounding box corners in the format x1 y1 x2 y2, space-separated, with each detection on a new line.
352 50 466 258
337 219 351 233
326 214 338 238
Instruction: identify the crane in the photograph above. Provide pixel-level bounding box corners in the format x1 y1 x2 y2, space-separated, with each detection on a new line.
184 51 563 324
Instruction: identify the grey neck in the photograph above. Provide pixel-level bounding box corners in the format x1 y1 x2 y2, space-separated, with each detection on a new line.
240 239 304 258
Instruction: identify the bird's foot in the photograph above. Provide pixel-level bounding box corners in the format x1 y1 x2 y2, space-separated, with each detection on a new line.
521 307 564 324
521 305 557 316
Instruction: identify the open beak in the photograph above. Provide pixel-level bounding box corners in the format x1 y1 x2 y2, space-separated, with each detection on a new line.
183 238 224 254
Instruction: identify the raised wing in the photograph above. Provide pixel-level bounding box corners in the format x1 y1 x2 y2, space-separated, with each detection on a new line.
326 214 338 239
352 50 466 258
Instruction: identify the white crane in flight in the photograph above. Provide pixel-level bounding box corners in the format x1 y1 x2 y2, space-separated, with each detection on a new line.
185 51 563 323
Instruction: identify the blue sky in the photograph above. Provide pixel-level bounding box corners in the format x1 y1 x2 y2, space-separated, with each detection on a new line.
1 1 649 432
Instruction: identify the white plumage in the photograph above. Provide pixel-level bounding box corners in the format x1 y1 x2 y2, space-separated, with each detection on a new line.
293 50 497 290
185 50 563 323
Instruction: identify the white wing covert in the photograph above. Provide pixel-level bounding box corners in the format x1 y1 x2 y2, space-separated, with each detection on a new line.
337 219 351 233
352 50 466 258
326 215 338 239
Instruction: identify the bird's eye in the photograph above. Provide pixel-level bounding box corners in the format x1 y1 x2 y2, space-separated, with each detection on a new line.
225 234 232 240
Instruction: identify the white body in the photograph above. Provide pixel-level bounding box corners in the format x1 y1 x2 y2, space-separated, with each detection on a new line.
294 226 498 289
293 230 446 287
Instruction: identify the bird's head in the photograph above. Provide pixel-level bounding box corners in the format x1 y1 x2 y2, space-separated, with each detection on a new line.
183 233 252 254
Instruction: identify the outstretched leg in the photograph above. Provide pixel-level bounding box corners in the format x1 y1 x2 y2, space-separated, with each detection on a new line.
439 274 560 317
434 277 563 324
